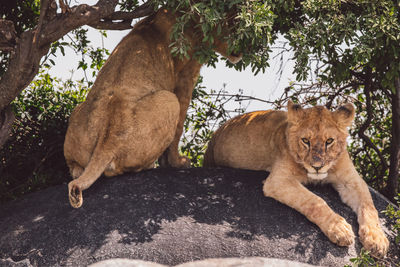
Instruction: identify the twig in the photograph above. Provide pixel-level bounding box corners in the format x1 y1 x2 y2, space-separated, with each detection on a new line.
208 93 276 105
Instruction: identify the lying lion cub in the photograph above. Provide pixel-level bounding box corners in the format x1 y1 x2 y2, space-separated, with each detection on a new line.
64 9 241 208
204 101 389 258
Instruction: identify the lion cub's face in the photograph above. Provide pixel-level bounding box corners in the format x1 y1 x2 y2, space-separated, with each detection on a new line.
213 37 242 64
210 16 243 64
286 102 355 180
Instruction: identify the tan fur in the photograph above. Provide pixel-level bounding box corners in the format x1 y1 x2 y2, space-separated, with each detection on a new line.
64 9 241 208
204 101 389 258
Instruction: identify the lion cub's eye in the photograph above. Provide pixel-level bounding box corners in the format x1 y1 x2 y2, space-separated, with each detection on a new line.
326 138 334 145
301 138 310 146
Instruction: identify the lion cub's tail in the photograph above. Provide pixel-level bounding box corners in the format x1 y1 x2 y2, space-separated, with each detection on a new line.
68 143 114 208
77 150 113 190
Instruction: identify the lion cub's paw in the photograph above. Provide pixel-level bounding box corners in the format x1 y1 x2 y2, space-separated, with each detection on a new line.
324 215 355 246
359 224 389 258
68 181 83 208
159 154 191 168
171 155 191 168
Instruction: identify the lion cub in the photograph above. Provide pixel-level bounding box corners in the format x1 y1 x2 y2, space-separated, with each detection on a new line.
64 9 241 208
204 101 389 258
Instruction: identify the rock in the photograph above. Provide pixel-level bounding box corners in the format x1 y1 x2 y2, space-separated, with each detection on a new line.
89 257 317 267
0 168 398 266
89 258 166 267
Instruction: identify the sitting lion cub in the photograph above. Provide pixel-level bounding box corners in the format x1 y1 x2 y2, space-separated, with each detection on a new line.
204 101 389 258
64 9 241 208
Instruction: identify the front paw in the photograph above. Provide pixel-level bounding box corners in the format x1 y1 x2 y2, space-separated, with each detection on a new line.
359 224 389 258
158 153 191 168
160 154 191 168
173 155 191 168
323 215 355 246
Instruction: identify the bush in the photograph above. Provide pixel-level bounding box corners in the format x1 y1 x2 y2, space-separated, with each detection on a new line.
0 72 88 203
383 194 400 245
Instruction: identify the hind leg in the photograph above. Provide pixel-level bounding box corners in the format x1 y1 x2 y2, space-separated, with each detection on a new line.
122 90 180 171
64 102 96 177
68 91 179 208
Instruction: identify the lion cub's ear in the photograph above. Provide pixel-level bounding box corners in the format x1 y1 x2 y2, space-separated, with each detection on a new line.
333 103 355 128
287 100 303 124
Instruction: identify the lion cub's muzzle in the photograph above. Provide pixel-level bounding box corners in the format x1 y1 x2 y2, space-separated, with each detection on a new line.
307 172 328 180
305 160 329 180
227 52 243 64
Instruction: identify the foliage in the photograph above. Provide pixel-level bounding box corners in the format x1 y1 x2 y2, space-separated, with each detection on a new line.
180 77 247 166
344 249 384 267
0 0 304 76
46 28 110 87
154 0 281 73
285 1 400 86
0 71 88 203
0 0 296 78
382 193 400 245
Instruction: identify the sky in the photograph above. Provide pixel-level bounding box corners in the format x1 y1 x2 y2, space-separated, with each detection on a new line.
48 11 296 112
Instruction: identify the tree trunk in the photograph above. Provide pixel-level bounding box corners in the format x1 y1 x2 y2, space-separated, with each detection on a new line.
387 77 400 200
0 30 47 149
0 105 14 148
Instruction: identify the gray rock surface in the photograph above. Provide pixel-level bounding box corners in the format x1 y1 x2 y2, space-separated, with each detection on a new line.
89 257 317 267
89 258 166 267
0 168 398 267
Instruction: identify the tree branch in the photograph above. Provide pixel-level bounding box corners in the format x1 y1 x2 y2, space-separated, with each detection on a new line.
387 76 400 199
358 69 389 178
325 83 358 109
88 2 156 30
59 0 71 14
33 0 54 44
108 1 155 20
88 20 133 30
38 0 120 47
208 93 276 105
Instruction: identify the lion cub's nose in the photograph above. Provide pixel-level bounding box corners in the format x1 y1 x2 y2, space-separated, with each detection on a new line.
311 155 324 172
312 165 323 172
